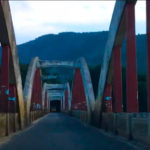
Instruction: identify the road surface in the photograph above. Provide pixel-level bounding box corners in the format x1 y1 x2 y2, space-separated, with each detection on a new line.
0 113 144 150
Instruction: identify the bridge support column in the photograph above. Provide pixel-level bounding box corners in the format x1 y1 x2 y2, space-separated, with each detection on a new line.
31 71 36 111
9 84 17 132
113 46 122 112
146 0 150 112
0 46 10 113
9 84 16 113
37 69 42 110
31 68 42 111
71 68 87 110
104 83 112 112
0 45 10 136
125 2 138 112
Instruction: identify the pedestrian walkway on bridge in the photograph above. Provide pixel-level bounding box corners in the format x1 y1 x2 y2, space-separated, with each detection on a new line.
0 113 144 150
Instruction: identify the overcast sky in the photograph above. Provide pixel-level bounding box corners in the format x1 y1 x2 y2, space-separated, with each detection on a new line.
9 1 146 44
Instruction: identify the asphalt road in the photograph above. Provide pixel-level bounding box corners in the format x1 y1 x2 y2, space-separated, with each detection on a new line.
0 113 145 150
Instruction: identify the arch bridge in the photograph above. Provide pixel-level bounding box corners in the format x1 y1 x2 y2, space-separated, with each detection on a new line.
0 0 149 149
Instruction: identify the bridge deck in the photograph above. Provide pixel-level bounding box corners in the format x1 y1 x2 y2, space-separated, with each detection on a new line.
0 113 141 150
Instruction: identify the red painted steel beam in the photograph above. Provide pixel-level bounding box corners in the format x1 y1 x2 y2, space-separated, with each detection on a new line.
37 69 42 108
61 97 63 111
9 84 16 113
146 0 150 112
104 83 112 113
31 68 42 111
71 69 87 110
31 69 37 111
126 2 138 112
34 69 38 108
0 45 10 113
113 46 123 112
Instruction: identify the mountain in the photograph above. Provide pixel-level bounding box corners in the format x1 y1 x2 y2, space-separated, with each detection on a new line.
17 31 147 74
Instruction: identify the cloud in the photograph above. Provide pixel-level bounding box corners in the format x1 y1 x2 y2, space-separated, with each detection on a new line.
9 1 115 44
9 1 146 44
135 1 146 34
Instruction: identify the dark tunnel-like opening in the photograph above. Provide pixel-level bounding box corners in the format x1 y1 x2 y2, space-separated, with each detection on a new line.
50 100 61 112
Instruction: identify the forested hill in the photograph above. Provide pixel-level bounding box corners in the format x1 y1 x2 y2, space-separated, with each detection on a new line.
17 31 147 74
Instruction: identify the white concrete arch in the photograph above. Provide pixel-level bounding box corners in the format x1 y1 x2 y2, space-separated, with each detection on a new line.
76 57 95 113
23 57 40 124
